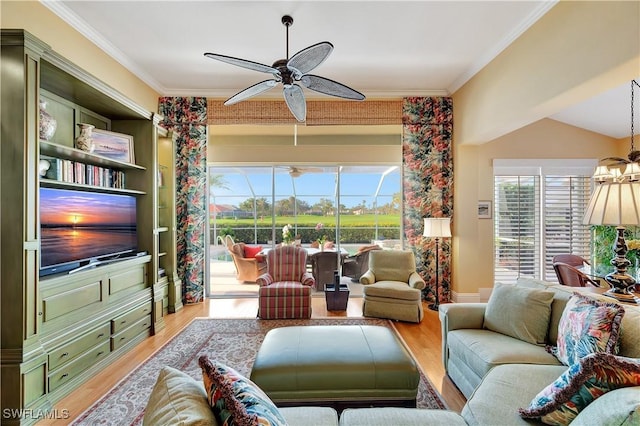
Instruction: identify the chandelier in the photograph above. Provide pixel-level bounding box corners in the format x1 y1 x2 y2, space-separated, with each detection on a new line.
583 79 640 302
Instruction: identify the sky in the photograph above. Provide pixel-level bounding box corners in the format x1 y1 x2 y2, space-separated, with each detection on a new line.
209 166 401 208
40 188 136 226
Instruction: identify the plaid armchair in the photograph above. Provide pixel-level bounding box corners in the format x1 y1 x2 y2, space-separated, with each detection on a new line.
256 245 315 319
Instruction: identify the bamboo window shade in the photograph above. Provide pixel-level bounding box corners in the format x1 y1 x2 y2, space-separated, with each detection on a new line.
207 99 402 125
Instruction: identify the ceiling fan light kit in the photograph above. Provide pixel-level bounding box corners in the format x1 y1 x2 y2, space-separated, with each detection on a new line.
204 15 365 122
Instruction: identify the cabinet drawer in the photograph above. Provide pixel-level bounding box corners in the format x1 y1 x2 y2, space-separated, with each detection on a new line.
49 323 110 370
111 315 151 351
48 341 110 392
111 303 152 334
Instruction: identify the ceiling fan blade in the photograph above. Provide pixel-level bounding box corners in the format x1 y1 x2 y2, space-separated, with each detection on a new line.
224 80 278 105
287 42 333 77
204 52 279 75
283 84 306 122
300 74 365 100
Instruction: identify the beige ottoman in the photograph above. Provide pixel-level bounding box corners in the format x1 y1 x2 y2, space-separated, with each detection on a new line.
250 325 420 410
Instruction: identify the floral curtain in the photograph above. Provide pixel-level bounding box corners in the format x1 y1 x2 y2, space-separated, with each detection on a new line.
402 97 453 302
158 97 208 304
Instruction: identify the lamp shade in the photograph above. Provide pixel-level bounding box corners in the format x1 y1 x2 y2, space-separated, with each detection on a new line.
583 182 640 226
423 217 452 238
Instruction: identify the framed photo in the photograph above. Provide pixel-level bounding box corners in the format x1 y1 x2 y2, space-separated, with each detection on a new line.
478 200 492 219
91 128 135 164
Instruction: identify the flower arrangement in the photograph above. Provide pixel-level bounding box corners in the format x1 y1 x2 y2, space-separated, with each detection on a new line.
315 223 327 245
282 224 293 244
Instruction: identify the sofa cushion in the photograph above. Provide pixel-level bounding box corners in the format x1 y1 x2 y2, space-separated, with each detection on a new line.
198 356 287 426
516 277 573 345
368 250 416 282
519 353 640 425
362 281 422 301
243 245 262 258
448 329 561 380
339 407 467 426
279 407 339 426
462 364 568 426
483 282 555 345
143 366 217 426
571 386 640 426
550 293 625 366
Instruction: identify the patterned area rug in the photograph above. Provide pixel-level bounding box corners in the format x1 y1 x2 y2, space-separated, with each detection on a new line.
72 318 447 425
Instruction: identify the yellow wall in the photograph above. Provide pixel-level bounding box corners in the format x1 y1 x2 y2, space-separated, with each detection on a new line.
453 1 640 145
1 1 159 112
453 119 620 301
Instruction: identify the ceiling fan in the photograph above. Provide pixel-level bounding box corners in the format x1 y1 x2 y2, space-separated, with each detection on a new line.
279 166 324 178
204 15 365 122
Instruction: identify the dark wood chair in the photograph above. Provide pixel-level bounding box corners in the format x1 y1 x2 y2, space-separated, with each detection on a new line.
552 262 600 287
552 254 590 268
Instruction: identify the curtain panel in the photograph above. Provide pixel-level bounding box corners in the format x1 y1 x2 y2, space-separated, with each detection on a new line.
158 97 208 304
402 97 453 303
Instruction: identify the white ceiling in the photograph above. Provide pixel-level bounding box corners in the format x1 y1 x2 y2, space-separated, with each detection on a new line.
44 1 637 139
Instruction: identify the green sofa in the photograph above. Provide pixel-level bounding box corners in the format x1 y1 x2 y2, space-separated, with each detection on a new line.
142 365 467 425
440 277 640 425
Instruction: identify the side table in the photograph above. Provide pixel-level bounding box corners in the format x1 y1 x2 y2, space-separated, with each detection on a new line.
324 283 350 311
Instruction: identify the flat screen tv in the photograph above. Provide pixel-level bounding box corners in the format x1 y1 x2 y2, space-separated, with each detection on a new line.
40 187 138 277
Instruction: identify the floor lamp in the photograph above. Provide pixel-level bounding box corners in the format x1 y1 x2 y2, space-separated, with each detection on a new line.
423 217 451 311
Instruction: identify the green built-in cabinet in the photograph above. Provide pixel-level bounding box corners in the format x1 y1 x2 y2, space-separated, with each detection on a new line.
0 30 181 425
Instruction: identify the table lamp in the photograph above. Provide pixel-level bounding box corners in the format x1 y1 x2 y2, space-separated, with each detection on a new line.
583 180 640 301
423 217 451 311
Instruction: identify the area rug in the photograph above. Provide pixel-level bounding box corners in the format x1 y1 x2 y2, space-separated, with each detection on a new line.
72 318 447 425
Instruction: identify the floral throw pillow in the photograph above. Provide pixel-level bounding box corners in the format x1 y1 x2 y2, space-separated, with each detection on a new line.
548 293 624 366
198 355 286 426
519 352 640 425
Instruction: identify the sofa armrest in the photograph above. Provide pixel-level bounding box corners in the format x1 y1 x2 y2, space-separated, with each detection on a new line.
408 272 426 290
360 270 375 285
256 273 273 286
438 303 487 373
301 272 315 287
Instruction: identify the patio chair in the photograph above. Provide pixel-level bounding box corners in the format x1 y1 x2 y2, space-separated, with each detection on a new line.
342 245 382 282
310 251 341 291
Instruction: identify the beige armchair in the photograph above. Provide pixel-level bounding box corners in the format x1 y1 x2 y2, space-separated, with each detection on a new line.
360 250 426 323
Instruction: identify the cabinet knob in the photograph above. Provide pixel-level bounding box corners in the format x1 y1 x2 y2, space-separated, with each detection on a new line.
120 320 126 324
38 312 43 316
120 337 126 341
96 351 104 356
61 352 68 358
60 373 68 379
97 333 104 338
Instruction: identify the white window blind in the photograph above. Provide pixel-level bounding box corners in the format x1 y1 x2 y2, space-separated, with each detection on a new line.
493 159 595 284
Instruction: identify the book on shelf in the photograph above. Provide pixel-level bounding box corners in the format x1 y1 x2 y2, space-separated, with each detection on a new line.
40 155 125 189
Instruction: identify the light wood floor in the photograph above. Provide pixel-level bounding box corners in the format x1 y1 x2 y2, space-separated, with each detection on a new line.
39 297 466 425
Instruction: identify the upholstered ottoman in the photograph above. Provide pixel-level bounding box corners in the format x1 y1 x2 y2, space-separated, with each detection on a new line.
249 325 420 410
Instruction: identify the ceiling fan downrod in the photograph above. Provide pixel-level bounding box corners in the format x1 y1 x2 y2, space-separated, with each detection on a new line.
282 15 293 60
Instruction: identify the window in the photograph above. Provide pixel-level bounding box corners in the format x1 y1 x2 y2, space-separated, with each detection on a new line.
493 159 596 284
208 165 402 248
